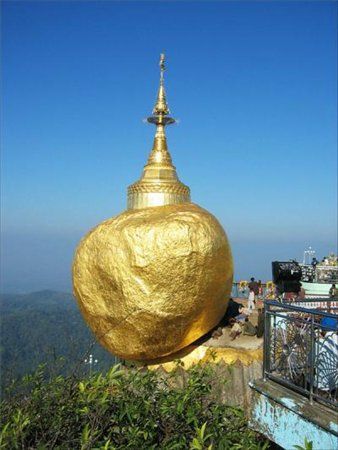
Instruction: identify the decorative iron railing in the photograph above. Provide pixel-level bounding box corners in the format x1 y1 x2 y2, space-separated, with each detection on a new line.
263 300 338 409
283 297 338 312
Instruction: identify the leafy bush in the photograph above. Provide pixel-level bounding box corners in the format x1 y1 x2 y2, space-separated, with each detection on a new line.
1 362 270 449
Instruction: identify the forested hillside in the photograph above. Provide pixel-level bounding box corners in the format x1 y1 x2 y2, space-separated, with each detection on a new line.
1 290 117 393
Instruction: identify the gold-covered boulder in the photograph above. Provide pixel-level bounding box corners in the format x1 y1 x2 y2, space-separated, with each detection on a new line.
73 203 233 360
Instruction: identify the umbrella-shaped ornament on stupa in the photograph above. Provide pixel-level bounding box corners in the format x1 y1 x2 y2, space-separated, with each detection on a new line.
72 55 233 360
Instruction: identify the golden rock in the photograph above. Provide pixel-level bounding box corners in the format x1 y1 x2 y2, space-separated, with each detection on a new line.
72 55 233 360
73 203 232 360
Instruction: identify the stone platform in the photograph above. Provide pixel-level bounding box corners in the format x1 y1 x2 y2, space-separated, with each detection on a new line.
138 300 263 371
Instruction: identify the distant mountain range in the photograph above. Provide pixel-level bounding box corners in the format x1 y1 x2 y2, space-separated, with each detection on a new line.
0 290 118 393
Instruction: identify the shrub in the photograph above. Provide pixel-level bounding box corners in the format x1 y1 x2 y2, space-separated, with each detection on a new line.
0 362 270 449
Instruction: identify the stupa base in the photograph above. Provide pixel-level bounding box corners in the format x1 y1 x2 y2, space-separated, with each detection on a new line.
134 331 263 372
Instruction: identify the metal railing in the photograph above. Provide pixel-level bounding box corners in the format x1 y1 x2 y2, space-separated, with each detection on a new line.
283 297 338 313
263 299 338 409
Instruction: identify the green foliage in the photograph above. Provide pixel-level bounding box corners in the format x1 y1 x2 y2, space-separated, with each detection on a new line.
293 437 313 450
0 363 270 449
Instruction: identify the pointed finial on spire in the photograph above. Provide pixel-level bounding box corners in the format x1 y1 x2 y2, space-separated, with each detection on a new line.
159 53 165 82
151 53 173 119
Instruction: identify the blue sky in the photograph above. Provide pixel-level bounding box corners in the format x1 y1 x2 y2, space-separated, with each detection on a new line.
1 1 337 292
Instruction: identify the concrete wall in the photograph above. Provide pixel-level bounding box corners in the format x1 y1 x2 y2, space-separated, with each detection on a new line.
249 379 338 450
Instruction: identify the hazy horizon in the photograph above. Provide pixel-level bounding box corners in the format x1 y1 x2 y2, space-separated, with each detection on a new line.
1 1 337 294
1 228 335 294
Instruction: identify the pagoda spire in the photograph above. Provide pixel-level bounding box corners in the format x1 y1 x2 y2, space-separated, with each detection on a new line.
127 54 190 210
146 54 175 165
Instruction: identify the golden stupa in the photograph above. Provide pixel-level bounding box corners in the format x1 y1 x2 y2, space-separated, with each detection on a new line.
72 55 233 360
